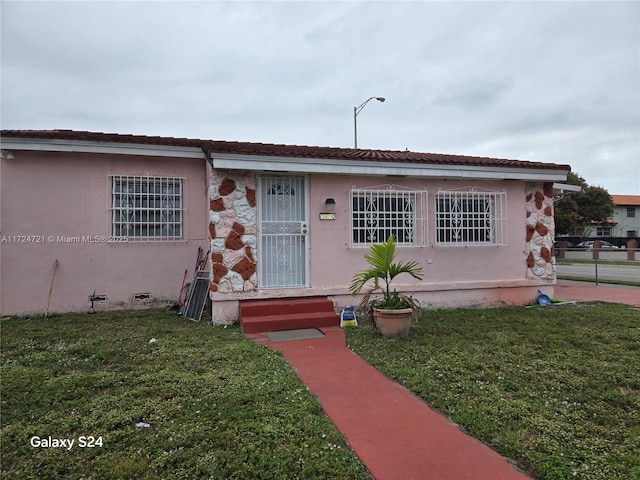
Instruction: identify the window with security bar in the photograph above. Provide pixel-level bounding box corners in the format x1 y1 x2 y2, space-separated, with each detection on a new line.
111 176 184 241
435 190 507 246
350 187 427 246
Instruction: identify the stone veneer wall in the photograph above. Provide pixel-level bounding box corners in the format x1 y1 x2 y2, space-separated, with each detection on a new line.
525 182 555 280
209 170 258 294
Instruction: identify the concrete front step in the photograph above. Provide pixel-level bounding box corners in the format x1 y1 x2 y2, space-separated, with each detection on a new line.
239 297 339 334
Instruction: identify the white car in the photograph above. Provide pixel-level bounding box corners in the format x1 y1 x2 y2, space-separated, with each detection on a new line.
575 240 620 250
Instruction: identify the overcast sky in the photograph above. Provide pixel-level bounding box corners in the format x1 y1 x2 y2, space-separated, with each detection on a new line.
2 1 639 194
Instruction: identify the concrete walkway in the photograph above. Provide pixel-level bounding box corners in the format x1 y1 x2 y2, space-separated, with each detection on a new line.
255 327 531 480
554 279 640 307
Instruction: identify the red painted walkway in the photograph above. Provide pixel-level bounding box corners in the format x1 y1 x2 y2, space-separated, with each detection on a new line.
554 280 640 307
256 327 531 480
250 281 638 480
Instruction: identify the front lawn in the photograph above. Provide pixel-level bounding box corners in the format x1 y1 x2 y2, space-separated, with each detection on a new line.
346 303 640 480
1 310 371 480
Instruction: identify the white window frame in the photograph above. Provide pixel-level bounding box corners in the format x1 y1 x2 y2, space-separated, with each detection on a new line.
596 226 612 236
110 175 185 242
350 185 428 247
435 188 507 246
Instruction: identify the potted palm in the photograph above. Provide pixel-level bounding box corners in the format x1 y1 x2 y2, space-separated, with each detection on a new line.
349 235 424 338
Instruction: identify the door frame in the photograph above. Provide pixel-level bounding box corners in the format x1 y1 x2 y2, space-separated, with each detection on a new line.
256 174 310 289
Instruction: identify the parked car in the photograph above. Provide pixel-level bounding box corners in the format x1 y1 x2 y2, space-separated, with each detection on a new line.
554 240 575 250
574 240 620 250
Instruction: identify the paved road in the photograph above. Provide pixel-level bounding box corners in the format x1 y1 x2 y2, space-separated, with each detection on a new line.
556 262 640 283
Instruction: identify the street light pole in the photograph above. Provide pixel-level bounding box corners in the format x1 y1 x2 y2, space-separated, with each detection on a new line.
354 96 385 148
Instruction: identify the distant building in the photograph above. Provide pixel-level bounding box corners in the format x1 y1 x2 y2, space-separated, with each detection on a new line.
611 195 640 238
585 195 640 238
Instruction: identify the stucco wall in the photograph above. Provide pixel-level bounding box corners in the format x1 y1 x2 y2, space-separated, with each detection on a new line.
209 171 555 323
308 176 530 288
0 152 208 316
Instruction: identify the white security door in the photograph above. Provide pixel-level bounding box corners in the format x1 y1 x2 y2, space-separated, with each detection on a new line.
259 176 308 288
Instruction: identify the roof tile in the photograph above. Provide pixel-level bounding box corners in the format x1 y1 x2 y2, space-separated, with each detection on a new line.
611 195 640 206
1 129 571 172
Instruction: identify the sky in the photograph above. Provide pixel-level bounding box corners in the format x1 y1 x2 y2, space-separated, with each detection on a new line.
1 0 639 194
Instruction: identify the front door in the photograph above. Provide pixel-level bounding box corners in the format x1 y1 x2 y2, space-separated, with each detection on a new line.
259 175 308 288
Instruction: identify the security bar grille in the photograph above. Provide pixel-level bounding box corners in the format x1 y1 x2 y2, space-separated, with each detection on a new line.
259 176 307 288
435 189 507 246
350 186 428 246
111 176 184 241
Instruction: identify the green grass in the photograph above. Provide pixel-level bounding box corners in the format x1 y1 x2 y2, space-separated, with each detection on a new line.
556 259 640 266
346 304 640 480
1 309 372 480
557 276 640 287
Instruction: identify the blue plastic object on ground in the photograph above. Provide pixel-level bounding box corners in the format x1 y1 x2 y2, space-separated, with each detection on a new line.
537 290 552 306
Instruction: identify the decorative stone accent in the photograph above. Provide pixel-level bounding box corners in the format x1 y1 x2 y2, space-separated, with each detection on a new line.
525 182 556 280
534 191 544 210
210 239 225 254
246 188 256 207
226 271 245 292
526 225 535 242
212 262 228 284
234 196 256 226
215 210 238 239
210 198 226 212
225 230 244 250
209 170 258 295
232 256 256 281
219 178 236 196
535 223 549 236
231 221 245 236
223 247 246 268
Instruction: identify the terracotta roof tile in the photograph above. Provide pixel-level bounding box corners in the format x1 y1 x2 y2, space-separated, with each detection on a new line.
1 129 571 172
611 195 640 206
0 129 207 149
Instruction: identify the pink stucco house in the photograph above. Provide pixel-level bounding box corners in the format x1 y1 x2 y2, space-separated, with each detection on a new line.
1 130 570 327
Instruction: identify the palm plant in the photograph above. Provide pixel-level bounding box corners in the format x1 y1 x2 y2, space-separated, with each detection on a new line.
349 235 424 310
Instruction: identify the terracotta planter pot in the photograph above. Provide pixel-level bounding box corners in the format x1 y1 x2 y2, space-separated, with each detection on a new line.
373 307 413 338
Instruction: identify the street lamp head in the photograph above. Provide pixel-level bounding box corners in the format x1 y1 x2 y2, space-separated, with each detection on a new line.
354 95 386 148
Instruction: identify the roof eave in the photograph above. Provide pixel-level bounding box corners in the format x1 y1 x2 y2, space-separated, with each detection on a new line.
211 153 570 182
0 137 206 159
